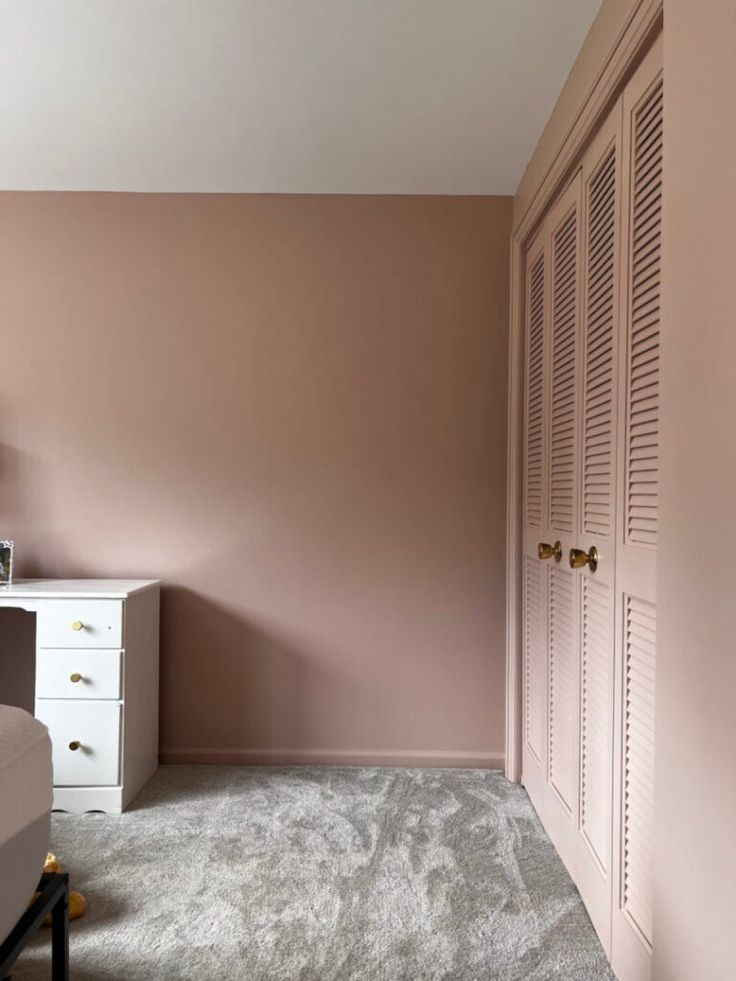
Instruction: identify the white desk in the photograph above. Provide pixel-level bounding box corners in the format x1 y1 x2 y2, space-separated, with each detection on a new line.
0 580 160 814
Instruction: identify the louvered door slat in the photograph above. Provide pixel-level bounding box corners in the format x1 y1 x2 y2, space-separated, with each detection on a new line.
581 576 613 871
549 567 577 810
622 592 656 947
583 144 618 537
525 253 546 529
626 77 663 547
523 555 546 764
550 207 579 533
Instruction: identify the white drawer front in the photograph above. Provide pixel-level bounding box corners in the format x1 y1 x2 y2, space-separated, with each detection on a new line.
37 600 123 649
36 649 122 700
37 701 121 787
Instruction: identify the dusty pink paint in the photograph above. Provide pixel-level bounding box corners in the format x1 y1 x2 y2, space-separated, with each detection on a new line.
0 192 511 765
513 0 736 973
655 3 736 978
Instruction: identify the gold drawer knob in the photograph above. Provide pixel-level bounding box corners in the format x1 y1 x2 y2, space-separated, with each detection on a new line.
538 541 562 562
72 621 84 631
569 545 599 573
68 740 82 752
70 672 83 683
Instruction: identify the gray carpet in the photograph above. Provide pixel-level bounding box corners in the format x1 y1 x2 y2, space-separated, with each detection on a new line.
14 766 614 980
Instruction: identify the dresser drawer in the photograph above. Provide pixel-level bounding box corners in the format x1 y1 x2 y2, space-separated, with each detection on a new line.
37 600 123 649
36 649 122 700
36 701 121 787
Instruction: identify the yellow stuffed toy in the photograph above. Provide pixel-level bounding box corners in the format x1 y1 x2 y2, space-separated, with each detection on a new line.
37 852 87 923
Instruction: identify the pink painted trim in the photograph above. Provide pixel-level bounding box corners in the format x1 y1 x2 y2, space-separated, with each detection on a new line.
160 747 504 769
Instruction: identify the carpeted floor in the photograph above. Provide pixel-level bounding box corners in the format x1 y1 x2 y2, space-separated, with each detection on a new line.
14 766 614 980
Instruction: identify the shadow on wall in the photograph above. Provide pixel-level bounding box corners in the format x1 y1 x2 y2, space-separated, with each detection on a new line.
0 609 36 710
0 440 52 579
0 442 41 710
0 429 337 751
159 586 341 755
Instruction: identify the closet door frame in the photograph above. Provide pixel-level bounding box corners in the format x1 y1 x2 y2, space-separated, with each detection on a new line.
505 0 663 785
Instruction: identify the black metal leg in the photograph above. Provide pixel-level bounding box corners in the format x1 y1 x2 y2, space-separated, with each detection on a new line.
50 879 69 981
0 872 70 981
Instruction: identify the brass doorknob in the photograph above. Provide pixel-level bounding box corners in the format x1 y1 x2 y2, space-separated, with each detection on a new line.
70 672 83 683
72 621 84 631
538 541 562 561
569 546 599 573
68 740 82 752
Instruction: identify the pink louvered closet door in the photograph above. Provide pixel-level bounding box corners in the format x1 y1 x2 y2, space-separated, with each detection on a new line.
610 35 662 981
521 175 584 862
520 32 662 981
573 100 623 949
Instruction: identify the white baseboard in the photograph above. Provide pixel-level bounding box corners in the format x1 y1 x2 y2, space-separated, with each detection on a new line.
159 747 505 769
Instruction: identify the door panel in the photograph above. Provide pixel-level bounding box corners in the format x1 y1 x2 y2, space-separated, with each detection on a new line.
573 93 624 951
549 564 578 812
549 204 580 536
522 173 583 873
580 575 614 872
621 595 656 945
545 175 583 849
582 141 618 540
523 554 546 765
611 34 662 981
524 247 547 532
625 70 662 550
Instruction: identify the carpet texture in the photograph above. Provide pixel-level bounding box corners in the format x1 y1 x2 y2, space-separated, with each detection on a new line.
14 766 614 980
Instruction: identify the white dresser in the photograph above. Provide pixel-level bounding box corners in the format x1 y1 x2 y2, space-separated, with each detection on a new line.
0 579 160 814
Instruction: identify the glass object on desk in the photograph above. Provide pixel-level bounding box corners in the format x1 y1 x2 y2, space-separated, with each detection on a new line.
0 540 13 584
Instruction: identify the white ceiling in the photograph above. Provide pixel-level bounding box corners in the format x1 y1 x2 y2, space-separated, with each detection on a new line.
0 0 602 195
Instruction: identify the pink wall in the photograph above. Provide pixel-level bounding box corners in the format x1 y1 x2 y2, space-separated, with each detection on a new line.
655 3 736 977
0 192 511 766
